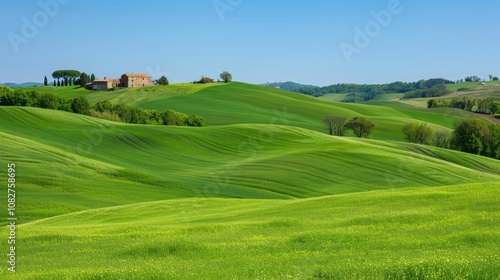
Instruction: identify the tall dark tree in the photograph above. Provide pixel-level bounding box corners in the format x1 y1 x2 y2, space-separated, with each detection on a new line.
345 117 376 138
44 76 48 86
79 72 90 87
220 71 232 83
323 116 335 136
53 80 56 87
90 73 96 82
57 80 60 87
464 76 481 82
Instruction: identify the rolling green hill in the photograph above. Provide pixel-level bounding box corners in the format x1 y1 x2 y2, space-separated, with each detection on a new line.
21 82 468 141
2 106 499 223
4 183 500 279
1 82 499 279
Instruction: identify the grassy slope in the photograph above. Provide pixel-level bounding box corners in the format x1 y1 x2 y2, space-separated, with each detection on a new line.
1 107 499 222
4 183 498 279
37 82 471 141
1 83 499 278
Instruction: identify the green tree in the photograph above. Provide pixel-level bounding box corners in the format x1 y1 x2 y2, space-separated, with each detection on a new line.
322 116 347 136
345 117 375 138
402 122 419 142
57 80 60 87
70 96 90 115
403 123 435 145
188 115 206 127
52 70 81 85
44 76 48 86
220 71 232 83
53 80 56 87
155 75 169 85
79 72 90 87
490 101 500 115
452 119 489 156
493 77 499 81
39 93 62 110
415 123 434 145
161 110 189 126
434 129 452 149
427 99 439 108
451 119 500 159
90 73 96 82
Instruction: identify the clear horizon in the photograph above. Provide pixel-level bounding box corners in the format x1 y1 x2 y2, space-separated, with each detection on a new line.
1 0 499 86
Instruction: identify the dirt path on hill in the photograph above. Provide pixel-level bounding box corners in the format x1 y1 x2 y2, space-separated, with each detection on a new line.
475 113 500 124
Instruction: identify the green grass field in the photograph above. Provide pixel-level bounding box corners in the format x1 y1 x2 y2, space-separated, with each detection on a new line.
9 183 499 279
23 82 471 141
1 83 499 279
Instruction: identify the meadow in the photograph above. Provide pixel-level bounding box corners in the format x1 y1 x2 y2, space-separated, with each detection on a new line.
0 83 499 279
22 82 466 141
8 183 500 279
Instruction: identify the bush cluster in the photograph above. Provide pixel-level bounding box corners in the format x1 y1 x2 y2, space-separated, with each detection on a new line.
0 87 206 127
0 87 90 115
93 101 205 126
428 97 500 115
403 119 500 160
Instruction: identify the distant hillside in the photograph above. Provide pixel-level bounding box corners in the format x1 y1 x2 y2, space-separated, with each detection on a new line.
262 81 316 91
292 78 457 102
1 82 43 88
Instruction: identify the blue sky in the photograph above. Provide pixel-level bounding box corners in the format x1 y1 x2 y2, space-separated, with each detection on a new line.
1 0 499 86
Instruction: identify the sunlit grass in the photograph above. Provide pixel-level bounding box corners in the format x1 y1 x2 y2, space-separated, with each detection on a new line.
2 184 498 279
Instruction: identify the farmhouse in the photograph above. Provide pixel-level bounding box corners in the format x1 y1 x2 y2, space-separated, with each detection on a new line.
91 78 121 90
87 73 154 90
121 73 155 88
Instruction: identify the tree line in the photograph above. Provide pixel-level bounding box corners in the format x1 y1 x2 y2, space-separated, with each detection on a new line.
295 78 455 102
321 110 499 160
0 87 205 127
92 101 205 126
402 84 451 99
402 120 500 160
428 97 500 115
0 87 90 114
44 70 96 87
